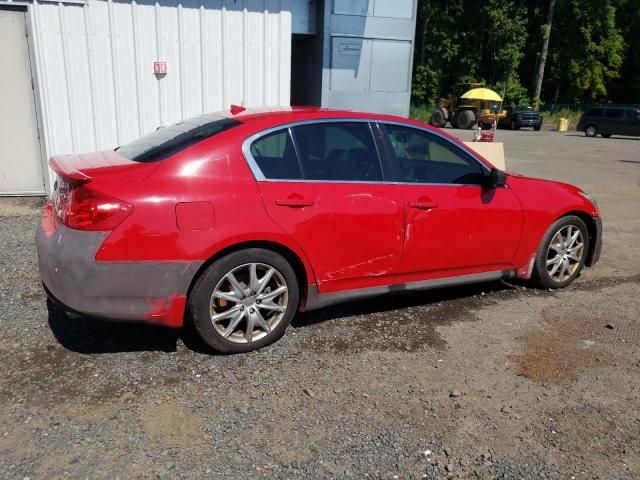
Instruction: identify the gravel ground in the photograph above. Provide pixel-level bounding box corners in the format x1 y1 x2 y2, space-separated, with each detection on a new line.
1 131 639 479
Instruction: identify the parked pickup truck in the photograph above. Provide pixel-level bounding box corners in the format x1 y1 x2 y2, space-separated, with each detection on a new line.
498 106 542 131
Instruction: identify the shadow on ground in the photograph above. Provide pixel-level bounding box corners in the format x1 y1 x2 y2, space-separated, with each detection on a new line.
293 280 513 328
47 299 180 354
563 134 639 141
47 280 535 356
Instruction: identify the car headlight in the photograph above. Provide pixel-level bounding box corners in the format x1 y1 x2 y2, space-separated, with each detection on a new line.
578 190 598 206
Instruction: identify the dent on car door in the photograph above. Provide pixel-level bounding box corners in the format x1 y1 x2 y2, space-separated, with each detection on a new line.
378 123 524 283
246 121 405 294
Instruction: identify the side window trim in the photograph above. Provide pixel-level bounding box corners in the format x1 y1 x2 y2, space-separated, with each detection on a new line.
369 122 398 183
375 121 491 186
287 126 306 178
243 118 388 183
373 122 405 182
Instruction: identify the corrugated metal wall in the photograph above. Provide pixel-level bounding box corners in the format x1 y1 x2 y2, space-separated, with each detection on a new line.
27 0 292 188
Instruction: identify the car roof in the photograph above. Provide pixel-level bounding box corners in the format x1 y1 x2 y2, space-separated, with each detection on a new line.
587 106 633 111
215 106 423 128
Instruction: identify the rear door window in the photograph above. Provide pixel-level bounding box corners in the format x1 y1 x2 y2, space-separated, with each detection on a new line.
116 114 240 162
246 122 383 182
291 122 383 182
249 129 302 180
604 109 624 119
586 108 604 117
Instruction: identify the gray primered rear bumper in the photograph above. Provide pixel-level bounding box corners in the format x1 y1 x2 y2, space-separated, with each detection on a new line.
36 216 201 327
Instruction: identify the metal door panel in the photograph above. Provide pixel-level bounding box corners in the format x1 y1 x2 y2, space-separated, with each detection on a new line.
0 8 44 195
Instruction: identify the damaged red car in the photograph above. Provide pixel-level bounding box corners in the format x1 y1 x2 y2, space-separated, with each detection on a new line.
36 107 602 353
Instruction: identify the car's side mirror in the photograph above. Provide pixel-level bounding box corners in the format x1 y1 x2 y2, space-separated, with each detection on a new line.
485 168 506 188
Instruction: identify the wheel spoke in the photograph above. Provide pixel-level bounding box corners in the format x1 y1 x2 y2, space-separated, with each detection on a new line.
569 229 581 248
211 305 242 323
252 309 271 333
257 285 287 302
567 242 582 250
562 259 571 278
256 268 275 295
563 226 572 247
222 309 245 337
226 272 247 298
244 315 255 342
258 301 285 313
248 263 259 294
546 256 561 266
549 232 564 252
214 290 242 304
549 261 562 276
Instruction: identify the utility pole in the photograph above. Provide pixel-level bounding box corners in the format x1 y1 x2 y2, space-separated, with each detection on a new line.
533 0 556 108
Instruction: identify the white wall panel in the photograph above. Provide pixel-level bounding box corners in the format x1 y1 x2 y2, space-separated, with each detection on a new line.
26 0 293 191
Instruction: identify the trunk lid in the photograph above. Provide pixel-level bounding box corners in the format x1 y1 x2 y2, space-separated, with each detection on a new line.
49 150 159 183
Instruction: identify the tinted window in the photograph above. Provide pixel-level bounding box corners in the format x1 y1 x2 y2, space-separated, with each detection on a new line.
117 114 239 162
604 109 624 119
291 122 382 181
585 108 604 117
625 108 640 119
382 124 485 184
250 129 302 180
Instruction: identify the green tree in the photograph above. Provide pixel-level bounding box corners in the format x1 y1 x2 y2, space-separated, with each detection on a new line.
411 0 632 107
412 0 528 106
481 0 528 104
610 0 640 103
532 0 625 102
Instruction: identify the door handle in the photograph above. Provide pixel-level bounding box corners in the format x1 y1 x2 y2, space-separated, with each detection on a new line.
409 201 438 210
276 198 314 208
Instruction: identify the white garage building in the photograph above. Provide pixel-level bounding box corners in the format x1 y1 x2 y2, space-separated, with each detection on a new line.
0 0 416 195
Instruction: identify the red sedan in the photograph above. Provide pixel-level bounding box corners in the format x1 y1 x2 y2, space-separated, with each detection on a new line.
36 107 602 353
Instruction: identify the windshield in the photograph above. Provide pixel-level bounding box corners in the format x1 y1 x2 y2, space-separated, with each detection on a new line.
116 114 240 162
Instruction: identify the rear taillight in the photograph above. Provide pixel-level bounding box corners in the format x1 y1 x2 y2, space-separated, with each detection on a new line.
52 176 133 231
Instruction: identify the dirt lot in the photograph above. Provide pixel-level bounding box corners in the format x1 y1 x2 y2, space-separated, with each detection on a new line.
1 130 639 479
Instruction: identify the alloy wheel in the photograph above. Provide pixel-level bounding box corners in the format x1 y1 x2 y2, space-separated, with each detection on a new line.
545 225 585 282
209 263 288 344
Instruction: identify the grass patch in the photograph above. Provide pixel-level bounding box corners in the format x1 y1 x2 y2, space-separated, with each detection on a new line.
410 104 435 122
540 108 583 128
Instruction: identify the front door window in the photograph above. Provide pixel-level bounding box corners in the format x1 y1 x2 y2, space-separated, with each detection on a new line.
385 124 485 185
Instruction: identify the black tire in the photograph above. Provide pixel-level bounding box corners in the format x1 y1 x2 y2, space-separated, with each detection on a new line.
510 119 520 130
601 133 612 138
430 109 446 128
457 110 475 129
533 124 541 131
189 248 299 353
449 113 458 128
531 215 590 289
584 124 598 137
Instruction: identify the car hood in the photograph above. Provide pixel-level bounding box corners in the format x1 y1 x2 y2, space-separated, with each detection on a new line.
506 172 598 216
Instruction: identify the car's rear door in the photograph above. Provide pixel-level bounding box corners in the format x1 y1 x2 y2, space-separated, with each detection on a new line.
624 108 640 136
602 108 625 134
246 120 404 293
377 123 523 282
